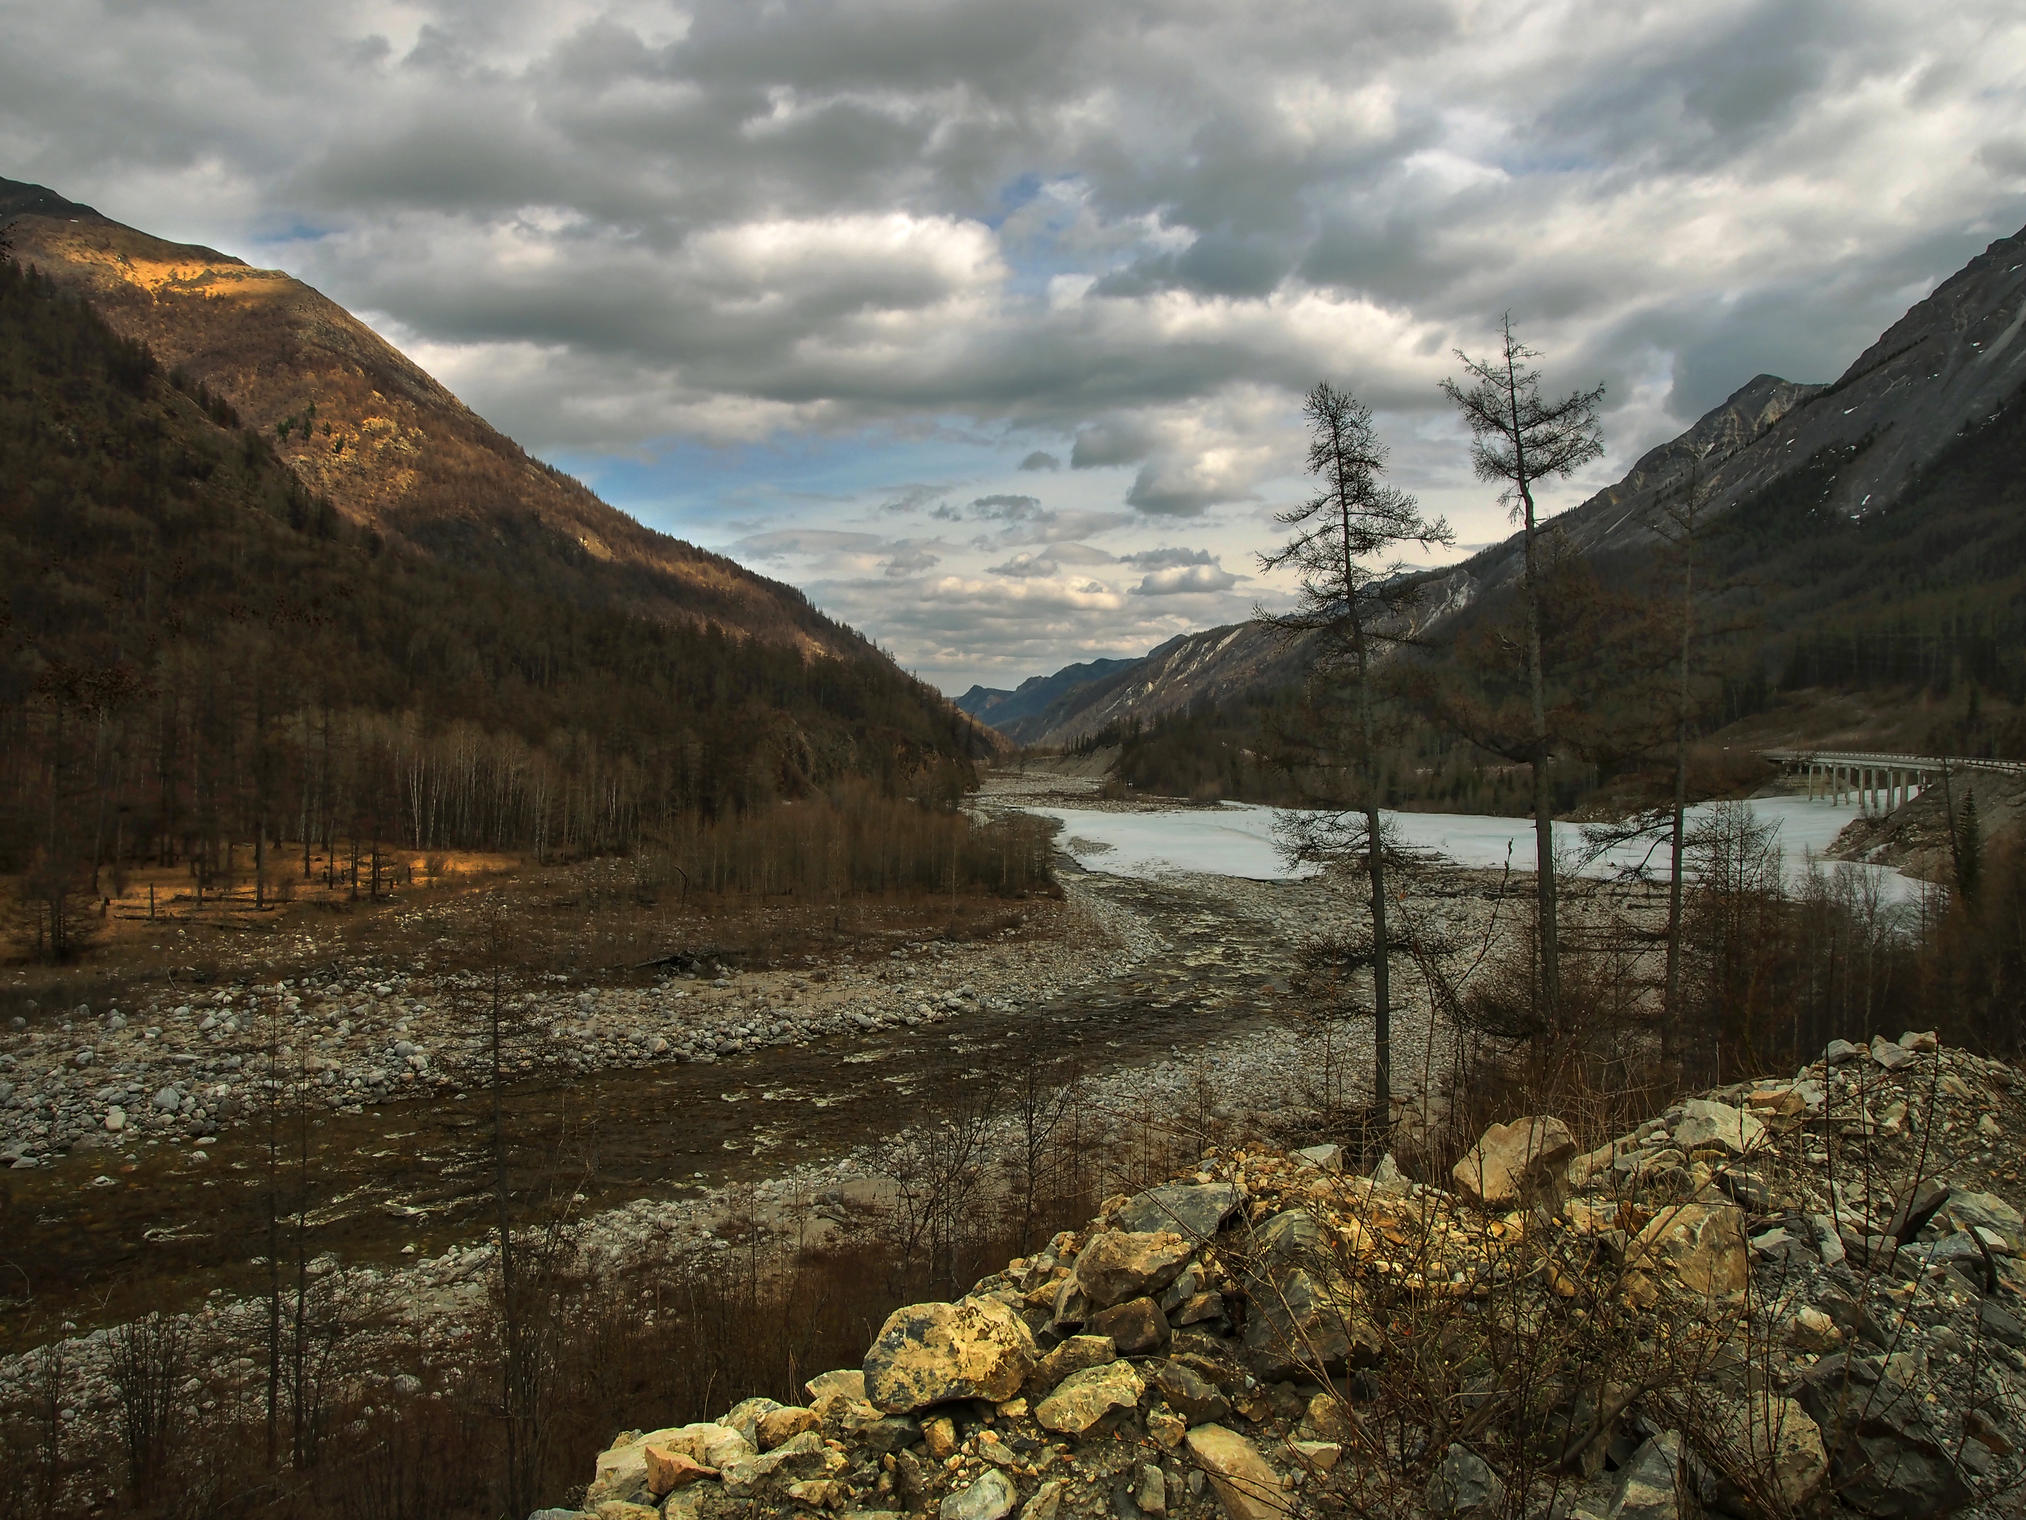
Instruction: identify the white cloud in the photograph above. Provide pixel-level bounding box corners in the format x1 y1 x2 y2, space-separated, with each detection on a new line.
6 0 2023 686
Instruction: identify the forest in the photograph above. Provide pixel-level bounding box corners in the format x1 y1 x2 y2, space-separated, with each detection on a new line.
0 258 998 956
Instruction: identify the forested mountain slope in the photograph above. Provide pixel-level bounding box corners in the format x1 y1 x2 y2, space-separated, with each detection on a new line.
0 177 872 660
0 256 985 925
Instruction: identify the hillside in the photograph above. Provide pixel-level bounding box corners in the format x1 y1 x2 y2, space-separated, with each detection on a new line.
0 177 876 661
986 225 2026 762
0 253 986 945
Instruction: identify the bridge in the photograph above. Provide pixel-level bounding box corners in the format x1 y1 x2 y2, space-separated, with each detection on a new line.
1761 748 2026 815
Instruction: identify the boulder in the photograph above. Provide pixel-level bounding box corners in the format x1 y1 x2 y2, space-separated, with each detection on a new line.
719 1428 844 1497
1034 1360 1146 1437
1629 1202 1749 1301
940 1469 1017 1520
721 1396 784 1447
1452 1116 1577 1207
1020 1480 1066 1520
1255 1210 1322 1260
1871 1036 1914 1071
1153 1360 1231 1426
1184 1423 1292 1520
1607 1432 1682 1520
1029 1334 1118 1395
1825 1038 1866 1065
1717 1394 1826 1510
1671 1098 1767 1156
1945 1191 2025 1253
756 1405 820 1450
1426 1444 1504 1520
1114 1182 1245 1241
1243 1267 1369 1380
642 1444 716 1496
1793 1356 1973 1518
804 1368 868 1403
864 1296 1037 1412
1294 1144 1343 1173
1069 1230 1194 1309
1088 1296 1169 1355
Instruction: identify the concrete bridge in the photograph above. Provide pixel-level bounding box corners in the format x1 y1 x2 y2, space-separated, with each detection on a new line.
1761 748 2026 816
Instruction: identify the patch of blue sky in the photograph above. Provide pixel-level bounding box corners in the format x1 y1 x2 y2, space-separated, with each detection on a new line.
541 425 1035 548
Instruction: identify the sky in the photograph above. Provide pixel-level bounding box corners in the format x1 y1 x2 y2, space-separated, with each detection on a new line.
4 1 2024 694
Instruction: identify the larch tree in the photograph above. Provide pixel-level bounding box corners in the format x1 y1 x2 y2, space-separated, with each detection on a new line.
1258 381 1452 1115
1442 319 1604 1037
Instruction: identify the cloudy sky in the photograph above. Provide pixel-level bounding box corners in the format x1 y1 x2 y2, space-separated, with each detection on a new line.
5 0 2024 692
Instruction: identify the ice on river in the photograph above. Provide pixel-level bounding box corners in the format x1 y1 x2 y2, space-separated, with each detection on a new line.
1021 795 1922 903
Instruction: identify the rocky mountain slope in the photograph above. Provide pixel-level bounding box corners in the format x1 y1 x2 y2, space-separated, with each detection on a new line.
986 225 2026 751
956 661 1140 746
0 176 879 664
563 1031 2026 1520
1445 222 2026 612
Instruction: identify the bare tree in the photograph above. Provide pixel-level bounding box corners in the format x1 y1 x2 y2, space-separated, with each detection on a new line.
1442 319 1605 1037
1651 461 1710 1057
1258 381 1451 1114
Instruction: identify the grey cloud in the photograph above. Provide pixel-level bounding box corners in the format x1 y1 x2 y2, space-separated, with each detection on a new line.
987 551 1058 578
1118 546 1214 570
969 494 1044 520
7 0 2024 684
883 545 941 577
1132 564 1241 595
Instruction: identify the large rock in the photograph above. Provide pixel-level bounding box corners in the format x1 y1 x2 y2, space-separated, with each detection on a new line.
1672 1098 1767 1156
1153 1360 1231 1425
1426 1444 1504 1520
1068 1230 1194 1310
864 1296 1037 1412
1717 1394 1826 1510
804 1368 867 1403
1452 1116 1577 1207
1793 1356 1974 1518
1945 1191 2025 1253
590 1425 755 1505
1034 1360 1146 1437
941 1469 1017 1520
1243 1267 1370 1380
719 1429 844 1498
1184 1423 1292 1520
1029 1334 1118 1395
1114 1183 1245 1241
1088 1296 1169 1354
1629 1202 1749 1302
1608 1432 1683 1520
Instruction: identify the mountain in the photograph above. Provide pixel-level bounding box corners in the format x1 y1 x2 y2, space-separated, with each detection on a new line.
993 223 2026 755
1446 222 2026 610
0 187 996 921
953 658 1137 743
0 177 868 661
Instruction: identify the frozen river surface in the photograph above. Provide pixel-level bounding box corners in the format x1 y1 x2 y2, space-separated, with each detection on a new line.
1021 795 1921 903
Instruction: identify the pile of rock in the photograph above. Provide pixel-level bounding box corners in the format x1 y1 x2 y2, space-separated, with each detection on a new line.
557 1034 2026 1520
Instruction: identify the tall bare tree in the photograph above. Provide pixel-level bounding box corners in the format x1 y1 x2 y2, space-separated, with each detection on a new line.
1442 320 1604 1034
1258 381 1452 1114
1651 460 1710 1056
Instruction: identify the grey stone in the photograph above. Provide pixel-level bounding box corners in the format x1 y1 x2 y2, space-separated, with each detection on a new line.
941 1470 1016 1520
1088 1296 1169 1355
1426 1444 1504 1520
1792 1355 1973 1519
1152 1359 1230 1425
1607 1432 1682 1520
1825 1039 1866 1065
1113 1182 1244 1241
1293 1144 1343 1173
